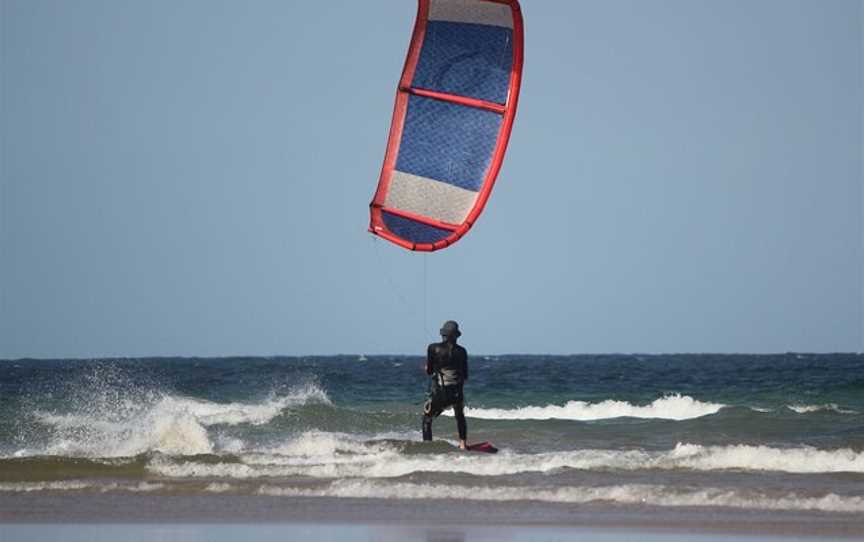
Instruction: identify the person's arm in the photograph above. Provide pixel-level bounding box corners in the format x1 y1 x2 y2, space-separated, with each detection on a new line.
461 348 468 382
426 344 434 375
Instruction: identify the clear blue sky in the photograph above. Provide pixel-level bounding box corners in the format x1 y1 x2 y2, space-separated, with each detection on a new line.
1 0 862 358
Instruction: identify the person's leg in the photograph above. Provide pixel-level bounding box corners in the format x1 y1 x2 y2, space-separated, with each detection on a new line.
453 400 467 448
422 413 433 441
422 399 443 441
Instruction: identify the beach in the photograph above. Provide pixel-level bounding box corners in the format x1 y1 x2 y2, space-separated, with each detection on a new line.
3 494 864 541
2 524 857 542
3 493 863 540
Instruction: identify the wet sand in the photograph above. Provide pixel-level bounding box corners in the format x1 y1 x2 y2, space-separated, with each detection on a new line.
1 523 860 542
1 494 862 540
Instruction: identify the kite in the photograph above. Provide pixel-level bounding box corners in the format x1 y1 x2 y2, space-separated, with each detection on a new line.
369 0 524 251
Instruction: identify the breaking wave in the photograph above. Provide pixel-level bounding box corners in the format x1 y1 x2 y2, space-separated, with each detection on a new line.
787 404 859 415
146 432 864 479
16 383 330 458
0 481 164 493
455 394 724 421
256 480 864 513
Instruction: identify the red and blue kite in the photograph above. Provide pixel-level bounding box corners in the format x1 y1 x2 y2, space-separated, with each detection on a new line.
370 0 524 251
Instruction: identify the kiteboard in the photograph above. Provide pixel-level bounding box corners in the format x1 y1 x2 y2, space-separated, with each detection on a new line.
466 441 498 454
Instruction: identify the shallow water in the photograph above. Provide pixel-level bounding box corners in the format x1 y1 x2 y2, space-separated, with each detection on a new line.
1 354 862 518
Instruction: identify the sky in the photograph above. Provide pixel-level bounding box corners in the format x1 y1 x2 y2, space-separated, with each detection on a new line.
1 0 862 358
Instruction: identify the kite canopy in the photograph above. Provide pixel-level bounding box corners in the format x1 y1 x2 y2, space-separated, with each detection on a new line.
369 0 524 251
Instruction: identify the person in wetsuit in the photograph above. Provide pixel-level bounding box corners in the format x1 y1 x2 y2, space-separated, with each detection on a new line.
422 320 468 449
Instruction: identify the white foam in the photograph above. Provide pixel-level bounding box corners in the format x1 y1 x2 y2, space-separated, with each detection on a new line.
204 482 234 493
666 443 864 473
149 459 261 479
452 394 724 421
0 481 93 493
37 402 214 457
146 433 864 479
175 383 331 427
26 384 330 458
257 480 864 513
148 431 405 479
260 430 411 460
126 482 165 492
787 404 858 415
0 481 164 493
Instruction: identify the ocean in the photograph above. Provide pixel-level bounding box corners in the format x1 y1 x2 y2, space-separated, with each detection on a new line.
1 353 863 529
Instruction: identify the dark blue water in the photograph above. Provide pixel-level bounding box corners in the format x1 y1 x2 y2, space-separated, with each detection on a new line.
1 354 862 514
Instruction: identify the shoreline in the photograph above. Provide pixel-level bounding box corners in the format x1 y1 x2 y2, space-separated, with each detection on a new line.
1 522 861 542
2 494 863 539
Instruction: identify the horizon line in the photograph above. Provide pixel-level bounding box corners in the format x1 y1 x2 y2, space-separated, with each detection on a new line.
1 351 862 362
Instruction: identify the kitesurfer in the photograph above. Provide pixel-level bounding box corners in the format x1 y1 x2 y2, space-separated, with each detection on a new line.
422 320 468 449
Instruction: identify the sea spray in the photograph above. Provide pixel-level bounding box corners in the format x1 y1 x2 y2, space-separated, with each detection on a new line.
19 379 331 458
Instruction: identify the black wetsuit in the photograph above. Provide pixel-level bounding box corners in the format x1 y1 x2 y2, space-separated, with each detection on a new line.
422 340 468 441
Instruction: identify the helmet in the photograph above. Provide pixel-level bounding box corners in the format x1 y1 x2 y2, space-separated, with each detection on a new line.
440 320 461 338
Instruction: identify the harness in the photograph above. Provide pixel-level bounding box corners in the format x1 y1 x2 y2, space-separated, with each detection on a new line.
434 343 463 385
427 343 463 409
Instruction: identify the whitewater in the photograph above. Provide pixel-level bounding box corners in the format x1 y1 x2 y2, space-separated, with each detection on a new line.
1 353 862 519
